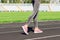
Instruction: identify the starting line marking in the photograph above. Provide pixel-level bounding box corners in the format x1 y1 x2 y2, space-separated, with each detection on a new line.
25 35 60 40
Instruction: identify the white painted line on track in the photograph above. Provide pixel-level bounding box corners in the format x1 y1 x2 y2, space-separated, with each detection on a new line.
0 26 19 28
42 27 60 30
0 27 60 34
25 35 60 40
0 30 23 34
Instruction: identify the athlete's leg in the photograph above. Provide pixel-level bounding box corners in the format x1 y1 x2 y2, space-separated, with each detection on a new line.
22 0 43 35
26 0 40 25
32 0 43 33
32 0 34 7
32 0 38 27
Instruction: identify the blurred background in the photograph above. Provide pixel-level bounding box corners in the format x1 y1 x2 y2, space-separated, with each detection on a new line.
0 0 53 3
0 0 60 3
0 0 60 11
0 0 60 24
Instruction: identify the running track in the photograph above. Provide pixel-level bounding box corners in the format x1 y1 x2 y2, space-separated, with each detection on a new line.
0 21 60 40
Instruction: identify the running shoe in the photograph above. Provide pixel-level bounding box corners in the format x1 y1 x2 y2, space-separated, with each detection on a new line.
22 26 29 35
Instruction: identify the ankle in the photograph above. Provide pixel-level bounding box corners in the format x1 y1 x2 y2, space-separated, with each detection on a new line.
34 27 39 30
24 24 28 27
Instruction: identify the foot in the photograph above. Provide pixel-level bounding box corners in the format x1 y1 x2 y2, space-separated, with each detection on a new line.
34 27 43 33
22 25 29 35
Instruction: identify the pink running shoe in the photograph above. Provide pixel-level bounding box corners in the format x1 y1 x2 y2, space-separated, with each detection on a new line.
34 29 43 33
22 26 29 35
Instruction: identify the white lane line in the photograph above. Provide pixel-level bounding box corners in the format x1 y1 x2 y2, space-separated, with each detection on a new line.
0 27 19 28
25 35 60 40
0 30 23 34
0 26 60 29
0 27 60 34
42 27 60 30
